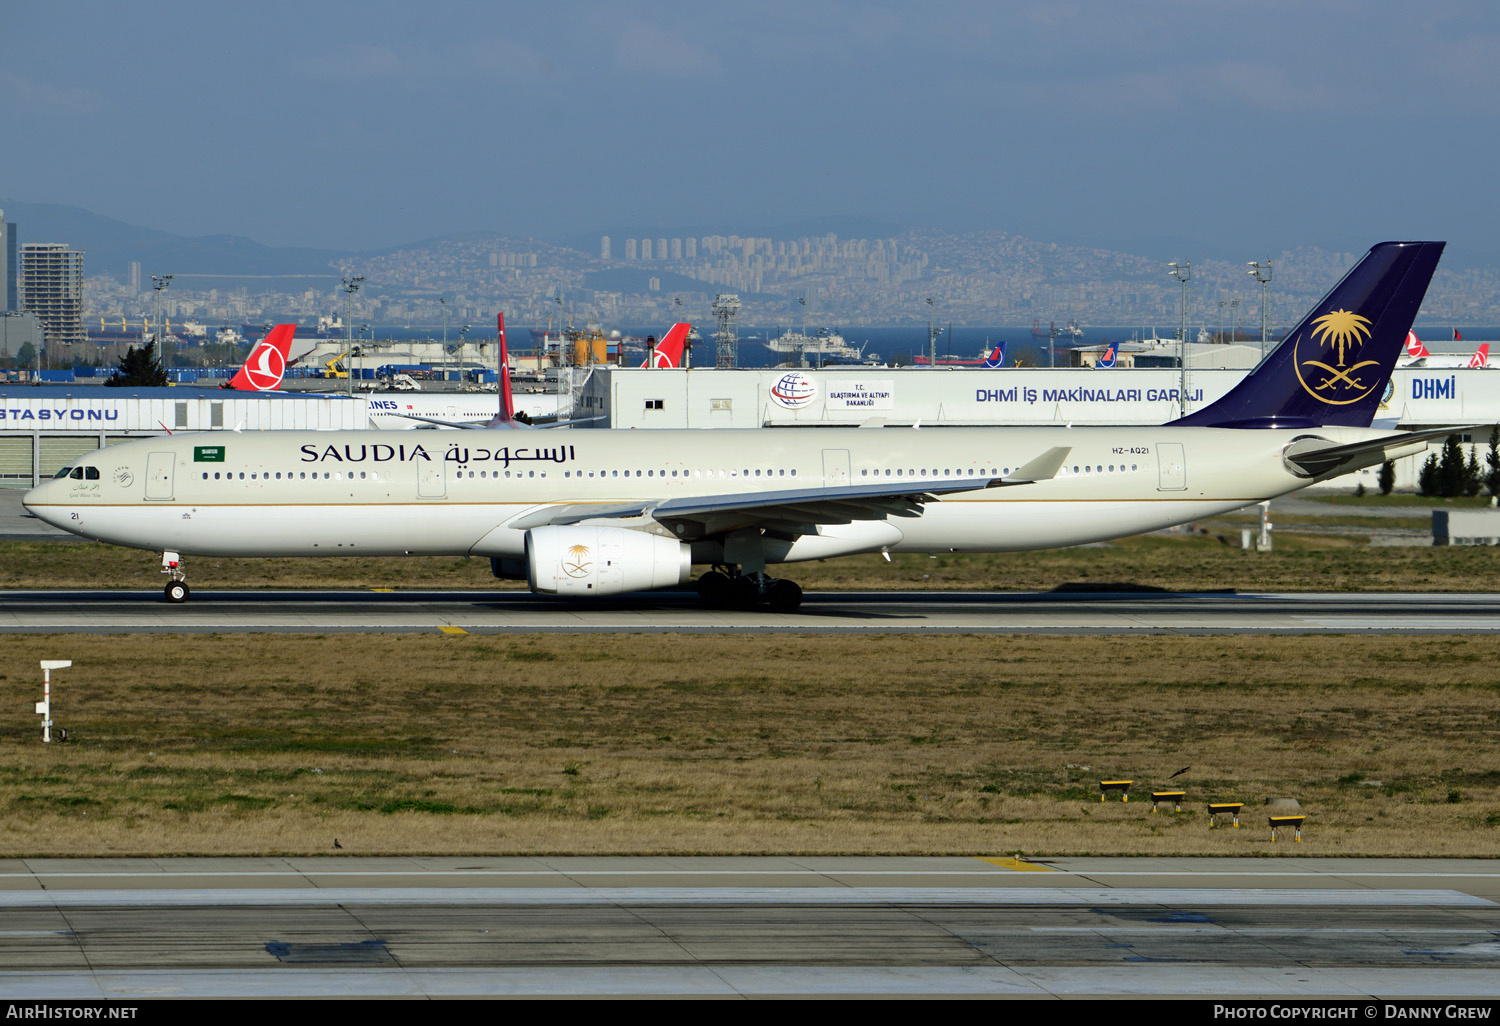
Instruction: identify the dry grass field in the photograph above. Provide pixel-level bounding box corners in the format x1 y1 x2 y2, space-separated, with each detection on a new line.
2 633 1497 858
6 529 1500 592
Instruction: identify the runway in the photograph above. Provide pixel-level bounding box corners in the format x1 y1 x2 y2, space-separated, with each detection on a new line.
0 588 1496 634
3 857 1499 998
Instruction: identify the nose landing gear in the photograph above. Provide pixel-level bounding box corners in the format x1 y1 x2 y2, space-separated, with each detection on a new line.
162 551 190 603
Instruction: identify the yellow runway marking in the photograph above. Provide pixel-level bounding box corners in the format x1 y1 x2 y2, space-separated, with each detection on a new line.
977 857 1055 872
438 626 468 635
370 588 394 592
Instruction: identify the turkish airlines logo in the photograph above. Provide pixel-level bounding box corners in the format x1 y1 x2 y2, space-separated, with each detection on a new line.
243 340 287 390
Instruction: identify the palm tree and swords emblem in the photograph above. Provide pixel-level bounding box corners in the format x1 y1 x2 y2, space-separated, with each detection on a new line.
1295 309 1377 404
562 544 592 578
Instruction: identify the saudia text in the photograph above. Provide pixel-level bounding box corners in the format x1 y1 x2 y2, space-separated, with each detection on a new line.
299 444 576 468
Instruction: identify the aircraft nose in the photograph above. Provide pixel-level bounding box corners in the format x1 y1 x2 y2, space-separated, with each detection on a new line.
22 479 73 531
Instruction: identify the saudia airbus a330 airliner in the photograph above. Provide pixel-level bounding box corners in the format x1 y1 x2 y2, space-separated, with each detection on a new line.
26 241 1461 609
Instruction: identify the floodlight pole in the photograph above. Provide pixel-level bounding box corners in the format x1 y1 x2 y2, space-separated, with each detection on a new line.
151 275 173 376
926 298 935 368
357 324 370 389
341 276 365 398
37 660 71 743
1169 261 1191 415
1248 261 1272 358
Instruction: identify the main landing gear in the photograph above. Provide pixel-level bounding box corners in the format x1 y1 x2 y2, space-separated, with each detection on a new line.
695 567 803 611
162 551 190 604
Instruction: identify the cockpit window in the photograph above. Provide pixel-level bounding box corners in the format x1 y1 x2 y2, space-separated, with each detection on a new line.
53 467 72 479
85 467 100 480
68 467 84 480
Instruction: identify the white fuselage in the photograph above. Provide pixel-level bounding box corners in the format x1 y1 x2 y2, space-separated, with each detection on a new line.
363 391 561 428
23 424 1384 563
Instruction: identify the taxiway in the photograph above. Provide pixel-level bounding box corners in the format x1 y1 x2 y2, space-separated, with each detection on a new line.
2 857 1498 998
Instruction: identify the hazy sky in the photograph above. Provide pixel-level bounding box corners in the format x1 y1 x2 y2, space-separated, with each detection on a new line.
7 2 1500 259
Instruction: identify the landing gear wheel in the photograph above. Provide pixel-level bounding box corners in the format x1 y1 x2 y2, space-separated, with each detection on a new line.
726 574 760 610
164 580 190 604
766 579 803 611
696 570 731 607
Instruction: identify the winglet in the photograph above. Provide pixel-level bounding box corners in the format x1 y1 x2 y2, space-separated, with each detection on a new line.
995 446 1071 486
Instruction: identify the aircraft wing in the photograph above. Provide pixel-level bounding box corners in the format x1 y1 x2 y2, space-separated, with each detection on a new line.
508 446 1070 537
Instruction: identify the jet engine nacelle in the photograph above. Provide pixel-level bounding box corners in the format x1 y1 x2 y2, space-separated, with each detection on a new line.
526 525 691 597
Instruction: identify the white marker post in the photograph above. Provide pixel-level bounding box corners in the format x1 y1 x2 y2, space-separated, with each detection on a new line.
37 660 71 743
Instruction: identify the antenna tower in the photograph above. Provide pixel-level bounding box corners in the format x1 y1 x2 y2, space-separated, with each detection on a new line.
712 292 740 369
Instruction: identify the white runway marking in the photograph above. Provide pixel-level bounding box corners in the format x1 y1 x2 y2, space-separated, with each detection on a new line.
0 887 1490 907
1306 617 1500 630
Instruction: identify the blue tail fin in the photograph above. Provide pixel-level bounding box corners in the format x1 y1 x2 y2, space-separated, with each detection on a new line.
1172 241 1444 429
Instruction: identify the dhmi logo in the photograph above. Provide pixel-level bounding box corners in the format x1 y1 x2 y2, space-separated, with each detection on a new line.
770 372 818 410
562 544 592 578
1412 376 1457 400
1294 308 1377 405
193 446 225 462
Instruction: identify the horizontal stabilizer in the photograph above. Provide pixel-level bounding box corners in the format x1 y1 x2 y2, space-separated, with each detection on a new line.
1283 425 1485 477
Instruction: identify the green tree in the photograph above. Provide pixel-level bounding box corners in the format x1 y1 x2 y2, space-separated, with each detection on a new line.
1439 435 1467 497
15 341 36 370
1418 453 1439 496
1466 448 1483 497
105 341 168 387
1379 459 1396 495
1485 425 1500 499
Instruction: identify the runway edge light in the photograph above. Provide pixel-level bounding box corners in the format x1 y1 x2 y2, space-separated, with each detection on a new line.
37 659 71 743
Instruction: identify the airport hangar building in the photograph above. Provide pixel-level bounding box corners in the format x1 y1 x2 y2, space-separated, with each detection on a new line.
0 365 1492 492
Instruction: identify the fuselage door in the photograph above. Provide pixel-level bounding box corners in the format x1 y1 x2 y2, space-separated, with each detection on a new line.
822 449 851 487
1156 442 1187 491
145 451 175 500
418 460 446 499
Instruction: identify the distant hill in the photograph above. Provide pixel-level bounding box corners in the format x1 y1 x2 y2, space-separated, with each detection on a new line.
0 199 349 283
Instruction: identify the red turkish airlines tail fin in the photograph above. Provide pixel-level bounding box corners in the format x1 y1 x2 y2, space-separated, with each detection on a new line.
1405 331 1429 359
223 324 296 391
499 313 515 420
641 322 691 367
483 312 519 427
